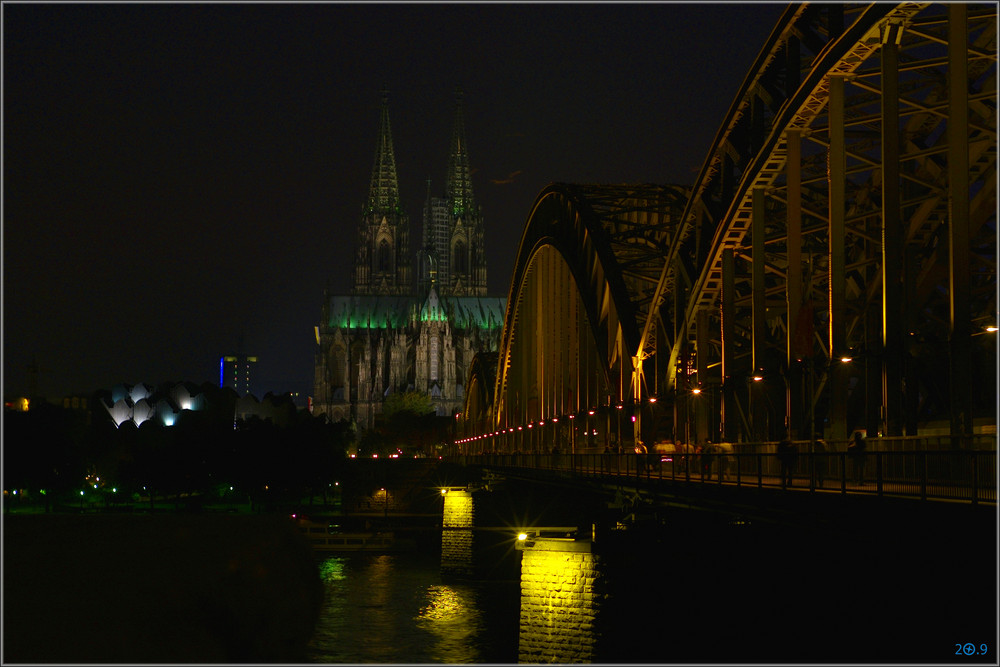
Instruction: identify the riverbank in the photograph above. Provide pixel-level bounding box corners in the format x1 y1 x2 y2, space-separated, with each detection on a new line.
3 513 323 663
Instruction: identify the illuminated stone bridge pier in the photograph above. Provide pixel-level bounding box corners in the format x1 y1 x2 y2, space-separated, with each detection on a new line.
428 462 995 664
438 483 605 662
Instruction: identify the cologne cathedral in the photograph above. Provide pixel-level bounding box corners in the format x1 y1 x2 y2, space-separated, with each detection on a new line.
313 90 506 429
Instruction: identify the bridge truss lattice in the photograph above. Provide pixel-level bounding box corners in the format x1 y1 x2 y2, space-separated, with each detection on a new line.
459 3 996 453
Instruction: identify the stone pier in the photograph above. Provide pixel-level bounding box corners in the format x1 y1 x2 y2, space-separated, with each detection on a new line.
440 488 476 577
516 537 604 664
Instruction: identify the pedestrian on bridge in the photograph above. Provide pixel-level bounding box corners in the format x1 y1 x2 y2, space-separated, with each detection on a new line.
848 431 867 485
777 436 798 488
701 442 714 479
813 439 828 487
716 441 733 481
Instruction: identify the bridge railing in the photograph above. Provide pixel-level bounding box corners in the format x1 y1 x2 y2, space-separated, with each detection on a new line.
460 450 997 505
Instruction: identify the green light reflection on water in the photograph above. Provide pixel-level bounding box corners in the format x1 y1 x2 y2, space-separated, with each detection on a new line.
319 557 347 582
308 555 494 664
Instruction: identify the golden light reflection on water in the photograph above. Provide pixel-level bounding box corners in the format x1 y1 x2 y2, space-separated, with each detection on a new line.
308 555 511 664
415 584 482 663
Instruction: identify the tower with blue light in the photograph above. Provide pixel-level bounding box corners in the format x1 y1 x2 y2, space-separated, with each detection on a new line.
220 354 257 397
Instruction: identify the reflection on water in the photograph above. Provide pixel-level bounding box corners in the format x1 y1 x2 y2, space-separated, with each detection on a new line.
306 553 518 664
416 585 481 663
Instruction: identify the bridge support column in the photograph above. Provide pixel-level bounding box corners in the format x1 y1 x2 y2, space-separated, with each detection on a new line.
695 308 711 443
440 488 476 577
751 187 768 441
786 129 804 439
721 247 738 442
880 29 904 438
828 74 849 443
947 4 972 442
517 537 604 664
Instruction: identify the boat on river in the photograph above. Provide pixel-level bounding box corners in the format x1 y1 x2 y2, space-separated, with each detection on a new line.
293 517 417 552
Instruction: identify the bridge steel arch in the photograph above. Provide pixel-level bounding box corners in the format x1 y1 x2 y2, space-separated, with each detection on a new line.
635 2 996 446
461 184 688 453
458 351 498 452
460 3 995 451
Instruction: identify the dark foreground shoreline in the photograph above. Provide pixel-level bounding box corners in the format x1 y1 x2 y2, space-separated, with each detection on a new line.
3 513 323 663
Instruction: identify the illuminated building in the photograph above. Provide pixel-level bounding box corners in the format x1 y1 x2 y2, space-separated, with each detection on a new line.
313 89 505 427
4 397 31 412
98 381 297 428
220 354 257 397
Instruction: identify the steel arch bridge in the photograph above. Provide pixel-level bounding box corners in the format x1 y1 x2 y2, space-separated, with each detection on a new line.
459 3 996 454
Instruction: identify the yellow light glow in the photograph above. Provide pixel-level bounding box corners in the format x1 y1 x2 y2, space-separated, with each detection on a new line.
441 489 448 495
517 533 528 541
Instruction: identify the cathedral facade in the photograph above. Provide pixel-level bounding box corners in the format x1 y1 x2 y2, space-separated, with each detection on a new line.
313 90 505 429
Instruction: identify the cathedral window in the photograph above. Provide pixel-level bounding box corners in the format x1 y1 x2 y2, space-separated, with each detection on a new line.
378 239 392 273
453 241 467 275
430 335 439 381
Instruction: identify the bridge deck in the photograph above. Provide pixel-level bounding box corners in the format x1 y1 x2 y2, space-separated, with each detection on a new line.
459 451 997 505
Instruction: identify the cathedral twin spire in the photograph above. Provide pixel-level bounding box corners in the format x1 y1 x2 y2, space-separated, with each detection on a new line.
354 89 410 295
355 87 486 298
365 89 402 217
446 88 477 219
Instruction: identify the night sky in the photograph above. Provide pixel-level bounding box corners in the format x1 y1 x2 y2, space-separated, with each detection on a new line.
3 2 787 401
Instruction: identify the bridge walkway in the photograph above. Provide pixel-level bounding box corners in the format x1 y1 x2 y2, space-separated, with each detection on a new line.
460 451 997 505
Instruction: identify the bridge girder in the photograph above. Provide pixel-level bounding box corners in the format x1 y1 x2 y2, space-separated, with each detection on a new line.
484 184 687 452
641 2 996 444
461 2 996 452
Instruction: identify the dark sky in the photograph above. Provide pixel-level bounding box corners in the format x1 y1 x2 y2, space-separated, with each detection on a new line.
3 2 787 400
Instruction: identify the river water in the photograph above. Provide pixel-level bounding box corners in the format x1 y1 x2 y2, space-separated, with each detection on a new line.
301 510 996 665
306 551 521 663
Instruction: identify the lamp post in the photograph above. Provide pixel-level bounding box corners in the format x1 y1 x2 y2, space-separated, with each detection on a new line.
569 414 576 454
